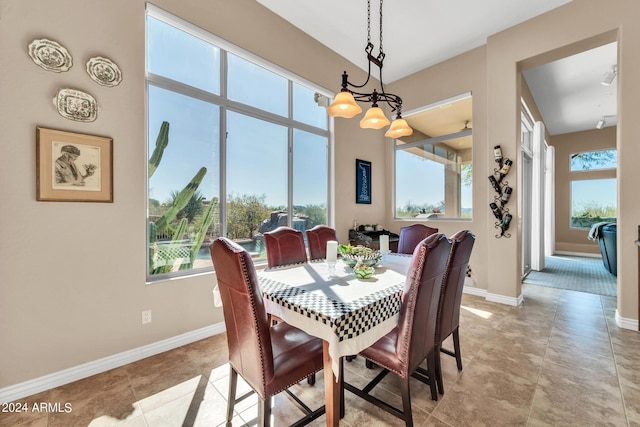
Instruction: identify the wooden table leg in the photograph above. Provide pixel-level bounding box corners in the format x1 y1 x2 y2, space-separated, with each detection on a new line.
323 341 340 426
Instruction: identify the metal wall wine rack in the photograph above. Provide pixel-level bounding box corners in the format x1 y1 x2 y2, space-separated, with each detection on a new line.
489 145 513 238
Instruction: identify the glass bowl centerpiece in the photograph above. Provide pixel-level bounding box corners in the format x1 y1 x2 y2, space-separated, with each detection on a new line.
338 244 382 268
353 261 376 279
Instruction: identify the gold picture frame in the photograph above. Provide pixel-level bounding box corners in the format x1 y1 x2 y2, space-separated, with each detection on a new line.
36 127 113 202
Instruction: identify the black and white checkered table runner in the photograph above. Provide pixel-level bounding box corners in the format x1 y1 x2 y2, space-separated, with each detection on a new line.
259 276 403 342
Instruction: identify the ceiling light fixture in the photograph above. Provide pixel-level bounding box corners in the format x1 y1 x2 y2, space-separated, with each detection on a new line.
601 65 617 86
596 117 605 129
327 0 413 138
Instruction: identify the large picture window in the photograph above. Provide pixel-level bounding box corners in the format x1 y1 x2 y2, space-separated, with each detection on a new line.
146 6 331 281
571 179 617 228
394 93 472 219
569 148 617 229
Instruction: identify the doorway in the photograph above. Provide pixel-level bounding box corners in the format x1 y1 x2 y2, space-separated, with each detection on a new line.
520 41 618 297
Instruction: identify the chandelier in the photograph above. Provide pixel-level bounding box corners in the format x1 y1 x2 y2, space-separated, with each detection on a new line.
327 0 413 138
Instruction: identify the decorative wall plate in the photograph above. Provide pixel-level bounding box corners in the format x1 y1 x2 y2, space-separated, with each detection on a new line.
86 56 122 87
28 38 72 72
53 88 98 122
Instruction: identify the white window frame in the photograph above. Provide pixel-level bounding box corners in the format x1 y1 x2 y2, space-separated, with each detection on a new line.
146 5 334 282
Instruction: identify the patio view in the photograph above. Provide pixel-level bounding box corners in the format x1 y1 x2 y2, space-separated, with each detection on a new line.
149 193 327 273
394 94 473 220
146 16 329 278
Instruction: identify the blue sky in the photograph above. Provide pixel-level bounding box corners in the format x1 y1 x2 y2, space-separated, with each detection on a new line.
148 86 328 207
395 149 473 210
571 179 617 213
147 17 328 207
570 150 617 213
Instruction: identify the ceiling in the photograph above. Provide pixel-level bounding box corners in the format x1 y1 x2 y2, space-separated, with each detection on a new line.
399 94 473 150
523 42 617 135
258 0 617 137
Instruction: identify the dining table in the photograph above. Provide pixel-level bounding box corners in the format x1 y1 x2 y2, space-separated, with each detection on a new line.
256 253 413 427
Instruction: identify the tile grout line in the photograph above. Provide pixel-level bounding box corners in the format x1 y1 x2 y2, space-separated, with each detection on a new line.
601 294 632 427
523 285 559 426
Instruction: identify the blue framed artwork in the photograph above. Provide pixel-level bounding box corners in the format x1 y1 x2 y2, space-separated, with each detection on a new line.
356 159 372 204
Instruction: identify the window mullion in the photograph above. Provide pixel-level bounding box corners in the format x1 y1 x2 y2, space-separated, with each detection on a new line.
287 81 294 227
220 50 228 237
288 128 294 228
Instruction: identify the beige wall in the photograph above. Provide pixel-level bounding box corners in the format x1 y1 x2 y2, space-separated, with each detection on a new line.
552 127 617 254
1 0 639 392
333 118 387 244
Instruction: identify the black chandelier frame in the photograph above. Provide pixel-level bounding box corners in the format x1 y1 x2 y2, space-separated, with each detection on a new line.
337 0 405 118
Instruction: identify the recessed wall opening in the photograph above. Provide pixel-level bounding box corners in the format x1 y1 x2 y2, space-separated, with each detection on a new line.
393 93 473 220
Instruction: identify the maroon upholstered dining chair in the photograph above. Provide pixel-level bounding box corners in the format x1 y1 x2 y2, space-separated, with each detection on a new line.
264 226 307 268
210 237 325 426
344 233 452 426
397 224 439 254
306 225 339 260
434 230 475 395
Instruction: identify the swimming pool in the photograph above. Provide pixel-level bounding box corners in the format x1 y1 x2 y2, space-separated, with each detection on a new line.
196 238 264 259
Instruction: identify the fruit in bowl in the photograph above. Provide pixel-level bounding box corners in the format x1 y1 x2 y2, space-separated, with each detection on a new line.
338 244 381 268
354 262 376 279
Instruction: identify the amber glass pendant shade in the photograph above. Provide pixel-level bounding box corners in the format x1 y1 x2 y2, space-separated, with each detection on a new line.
328 92 362 118
384 118 414 138
359 107 390 129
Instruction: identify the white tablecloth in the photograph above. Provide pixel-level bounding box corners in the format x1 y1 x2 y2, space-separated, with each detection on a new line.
257 254 412 376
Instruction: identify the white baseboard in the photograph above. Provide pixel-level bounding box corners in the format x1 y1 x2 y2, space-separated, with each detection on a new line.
0 322 226 404
464 273 523 307
486 292 523 306
616 310 639 331
554 251 601 259
463 284 523 306
463 285 486 298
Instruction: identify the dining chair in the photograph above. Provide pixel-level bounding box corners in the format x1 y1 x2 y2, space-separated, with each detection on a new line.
434 230 475 395
397 224 439 254
263 226 309 338
344 233 452 426
210 237 325 426
306 225 339 260
264 226 308 268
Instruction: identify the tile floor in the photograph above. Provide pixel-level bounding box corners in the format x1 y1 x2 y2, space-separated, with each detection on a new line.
3 284 640 427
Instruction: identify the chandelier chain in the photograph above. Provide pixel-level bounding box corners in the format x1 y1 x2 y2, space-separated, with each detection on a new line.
327 0 413 137
366 0 384 55
379 0 383 54
366 0 371 45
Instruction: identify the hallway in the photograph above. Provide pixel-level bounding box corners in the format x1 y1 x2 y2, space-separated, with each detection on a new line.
523 255 616 296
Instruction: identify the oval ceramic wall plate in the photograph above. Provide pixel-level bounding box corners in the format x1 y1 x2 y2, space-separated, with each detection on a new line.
53 88 98 122
28 38 73 72
86 56 122 87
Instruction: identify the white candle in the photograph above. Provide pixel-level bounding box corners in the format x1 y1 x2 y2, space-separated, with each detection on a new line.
379 234 390 253
326 240 338 263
